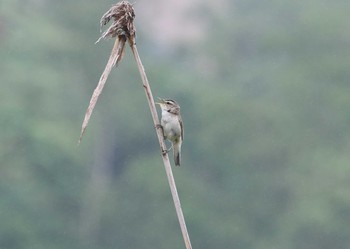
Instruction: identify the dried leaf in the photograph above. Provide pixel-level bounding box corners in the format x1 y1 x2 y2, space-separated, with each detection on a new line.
78 38 125 144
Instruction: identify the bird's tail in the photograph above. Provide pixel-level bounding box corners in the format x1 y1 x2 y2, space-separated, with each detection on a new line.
173 142 181 166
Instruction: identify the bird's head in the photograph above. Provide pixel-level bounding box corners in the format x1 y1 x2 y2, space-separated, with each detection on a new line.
156 98 180 114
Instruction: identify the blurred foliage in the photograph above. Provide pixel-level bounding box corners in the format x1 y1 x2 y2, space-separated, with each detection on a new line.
1 0 350 248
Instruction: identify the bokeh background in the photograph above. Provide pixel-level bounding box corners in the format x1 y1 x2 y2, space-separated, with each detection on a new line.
1 0 350 248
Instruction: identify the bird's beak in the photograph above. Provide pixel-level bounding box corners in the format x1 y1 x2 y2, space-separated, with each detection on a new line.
156 97 165 105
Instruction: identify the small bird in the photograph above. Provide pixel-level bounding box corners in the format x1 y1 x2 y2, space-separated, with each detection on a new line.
156 98 184 166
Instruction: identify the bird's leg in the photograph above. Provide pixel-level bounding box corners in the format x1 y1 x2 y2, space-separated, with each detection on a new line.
155 123 165 137
166 144 173 153
156 124 168 155
161 143 173 156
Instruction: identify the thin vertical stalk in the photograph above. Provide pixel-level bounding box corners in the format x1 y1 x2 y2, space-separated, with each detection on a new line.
130 41 192 249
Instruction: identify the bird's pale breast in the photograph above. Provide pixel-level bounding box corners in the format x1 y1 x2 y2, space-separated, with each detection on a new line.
161 111 181 142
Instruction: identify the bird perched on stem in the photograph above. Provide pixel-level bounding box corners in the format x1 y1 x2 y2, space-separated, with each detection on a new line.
156 98 184 166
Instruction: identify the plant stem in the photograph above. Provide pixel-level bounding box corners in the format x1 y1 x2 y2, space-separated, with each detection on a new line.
130 41 193 249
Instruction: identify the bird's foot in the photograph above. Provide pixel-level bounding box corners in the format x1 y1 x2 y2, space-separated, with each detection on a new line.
161 144 173 156
161 148 168 156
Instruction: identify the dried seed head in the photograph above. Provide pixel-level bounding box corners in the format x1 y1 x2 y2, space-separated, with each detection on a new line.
97 1 136 42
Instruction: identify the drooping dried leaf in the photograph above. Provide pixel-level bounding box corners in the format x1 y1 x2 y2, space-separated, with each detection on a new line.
78 1 135 144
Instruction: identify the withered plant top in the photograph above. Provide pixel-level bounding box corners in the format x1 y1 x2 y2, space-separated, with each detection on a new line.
97 1 136 43
79 1 137 144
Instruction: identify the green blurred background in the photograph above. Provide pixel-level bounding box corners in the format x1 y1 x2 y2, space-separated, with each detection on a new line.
1 0 350 248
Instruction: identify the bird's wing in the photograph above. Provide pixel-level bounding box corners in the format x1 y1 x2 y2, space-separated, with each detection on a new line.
179 115 184 141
